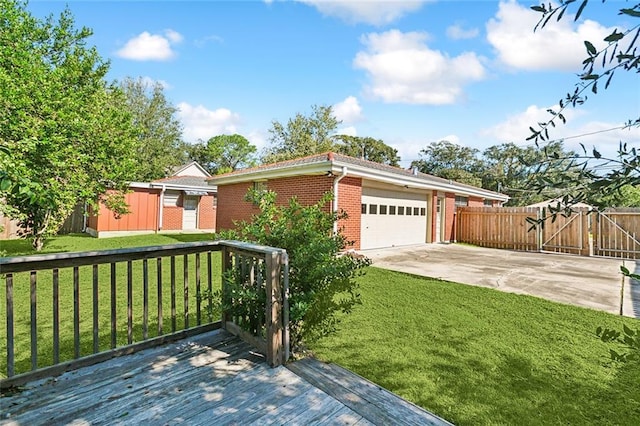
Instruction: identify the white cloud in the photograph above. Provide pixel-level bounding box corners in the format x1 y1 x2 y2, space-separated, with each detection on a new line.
139 76 171 89
486 0 612 71
116 30 183 61
246 129 269 151
481 104 581 144
164 29 183 44
177 102 241 142
298 0 427 26
437 134 461 145
333 96 364 124
353 30 486 105
480 104 639 158
194 35 224 47
337 126 358 137
446 24 479 40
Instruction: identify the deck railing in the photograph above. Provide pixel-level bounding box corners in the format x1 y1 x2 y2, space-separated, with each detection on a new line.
0 240 289 388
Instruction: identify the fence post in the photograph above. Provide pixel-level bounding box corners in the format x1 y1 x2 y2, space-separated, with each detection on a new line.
265 250 284 367
537 207 543 252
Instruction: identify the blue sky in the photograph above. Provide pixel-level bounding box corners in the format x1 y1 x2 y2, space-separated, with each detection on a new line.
28 0 639 167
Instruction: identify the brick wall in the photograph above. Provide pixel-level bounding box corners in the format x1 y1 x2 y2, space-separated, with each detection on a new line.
337 176 362 249
217 176 335 231
163 201 183 230
469 196 484 207
198 194 217 230
445 192 456 242
216 182 258 230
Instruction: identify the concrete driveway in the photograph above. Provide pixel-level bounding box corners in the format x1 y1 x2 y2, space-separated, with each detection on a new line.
360 244 640 319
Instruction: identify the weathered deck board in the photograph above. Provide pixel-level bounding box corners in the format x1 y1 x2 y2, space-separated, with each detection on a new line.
287 357 452 426
1 330 449 425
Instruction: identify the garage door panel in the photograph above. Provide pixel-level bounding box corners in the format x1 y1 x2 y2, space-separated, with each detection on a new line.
361 188 428 249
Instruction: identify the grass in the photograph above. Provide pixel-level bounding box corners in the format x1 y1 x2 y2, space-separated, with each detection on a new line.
1 233 221 378
309 267 640 426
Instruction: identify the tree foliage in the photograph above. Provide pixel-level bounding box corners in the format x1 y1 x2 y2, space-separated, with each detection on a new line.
411 141 484 187
334 135 400 166
119 77 185 181
218 189 371 349
528 0 640 209
0 0 137 250
262 105 340 163
185 134 257 175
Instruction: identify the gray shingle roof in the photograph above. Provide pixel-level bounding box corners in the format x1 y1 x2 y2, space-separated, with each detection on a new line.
209 152 506 198
153 176 212 188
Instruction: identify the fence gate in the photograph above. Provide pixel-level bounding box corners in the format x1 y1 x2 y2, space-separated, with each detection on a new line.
593 209 640 259
540 209 590 256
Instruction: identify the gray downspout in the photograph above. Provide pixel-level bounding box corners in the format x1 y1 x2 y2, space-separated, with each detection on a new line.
332 166 348 234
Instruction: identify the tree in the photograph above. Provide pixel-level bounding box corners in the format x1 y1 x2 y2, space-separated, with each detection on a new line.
482 141 581 206
120 77 185 181
262 105 340 163
218 189 371 348
0 0 137 250
411 141 484 187
527 1 639 209
186 134 257 174
334 135 400 166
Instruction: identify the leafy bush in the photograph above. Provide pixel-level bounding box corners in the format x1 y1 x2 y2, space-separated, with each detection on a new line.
218 188 371 350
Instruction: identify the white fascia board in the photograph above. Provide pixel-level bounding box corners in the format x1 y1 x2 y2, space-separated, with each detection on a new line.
128 182 153 189
149 183 217 192
208 162 332 185
331 162 509 201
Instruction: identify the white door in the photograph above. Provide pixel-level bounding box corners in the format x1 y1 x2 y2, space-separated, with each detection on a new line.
182 196 199 230
360 187 428 250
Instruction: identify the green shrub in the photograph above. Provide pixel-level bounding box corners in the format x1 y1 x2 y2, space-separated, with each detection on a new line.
218 188 371 350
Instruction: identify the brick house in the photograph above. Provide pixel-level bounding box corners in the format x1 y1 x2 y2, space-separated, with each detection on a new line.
209 153 508 250
87 162 217 238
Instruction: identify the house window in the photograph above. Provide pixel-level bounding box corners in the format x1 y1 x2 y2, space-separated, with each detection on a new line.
398 206 404 215
369 204 378 214
361 204 367 214
380 205 387 215
484 199 493 207
455 196 469 207
213 196 218 208
389 206 396 215
420 207 426 216
164 190 180 207
254 181 267 192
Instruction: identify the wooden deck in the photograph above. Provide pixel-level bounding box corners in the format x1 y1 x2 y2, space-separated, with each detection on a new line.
0 330 450 425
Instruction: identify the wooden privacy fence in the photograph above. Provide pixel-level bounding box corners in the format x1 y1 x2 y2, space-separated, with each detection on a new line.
456 207 639 259
593 209 640 259
0 240 289 388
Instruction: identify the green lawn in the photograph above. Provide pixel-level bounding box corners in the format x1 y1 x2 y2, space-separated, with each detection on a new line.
309 267 640 426
1 233 221 377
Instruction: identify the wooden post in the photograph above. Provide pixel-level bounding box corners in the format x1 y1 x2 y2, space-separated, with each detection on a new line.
265 250 284 367
221 247 232 330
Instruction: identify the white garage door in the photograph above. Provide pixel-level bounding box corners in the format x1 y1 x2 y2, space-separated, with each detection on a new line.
360 187 428 250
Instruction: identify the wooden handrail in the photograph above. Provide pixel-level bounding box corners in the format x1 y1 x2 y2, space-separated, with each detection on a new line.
1 240 289 388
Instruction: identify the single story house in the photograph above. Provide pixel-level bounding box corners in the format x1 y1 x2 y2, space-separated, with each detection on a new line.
87 162 217 238
208 152 509 250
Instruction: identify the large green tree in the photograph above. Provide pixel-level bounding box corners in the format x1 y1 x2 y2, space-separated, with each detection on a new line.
262 105 339 163
411 141 484 187
0 0 137 250
185 134 257 174
334 135 400 166
482 141 581 206
120 77 185 181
